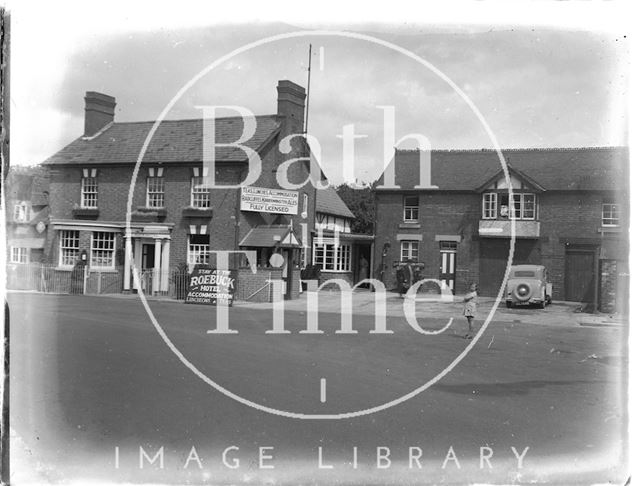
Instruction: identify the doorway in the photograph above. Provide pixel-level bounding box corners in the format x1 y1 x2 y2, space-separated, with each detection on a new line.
565 249 596 303
439 241 457 294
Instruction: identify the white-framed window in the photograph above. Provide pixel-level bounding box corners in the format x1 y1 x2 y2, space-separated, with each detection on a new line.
191 176 210 208
146 176 165 208
400 241 419 262
335 244 351 272
81 177 98 208
59 230 80 266
313 242 352 272
482 193 497 219
602 198 620 227
10 247 29 264
91 232 116 268
522 194 536 219
13 202 30 222
403 195 419 222
498 193 536 220
188 234 210 264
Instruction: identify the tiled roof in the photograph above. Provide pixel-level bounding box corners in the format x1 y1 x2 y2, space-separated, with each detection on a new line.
5 166 49 205
316 186 355 219
376 147 629 192
42 115 282 166
239 225 300 248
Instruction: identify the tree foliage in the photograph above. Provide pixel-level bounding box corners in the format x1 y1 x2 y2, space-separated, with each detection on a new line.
335 182 375 235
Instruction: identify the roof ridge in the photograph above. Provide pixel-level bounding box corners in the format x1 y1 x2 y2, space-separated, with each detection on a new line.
109 114 280 125
395 145 628 154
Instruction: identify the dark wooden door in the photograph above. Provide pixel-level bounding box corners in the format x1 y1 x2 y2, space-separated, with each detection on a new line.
565 250 595 302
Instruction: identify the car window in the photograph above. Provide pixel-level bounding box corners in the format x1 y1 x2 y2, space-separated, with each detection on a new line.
513 270 536 277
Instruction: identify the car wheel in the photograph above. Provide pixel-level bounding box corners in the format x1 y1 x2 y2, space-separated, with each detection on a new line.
540 292 546 309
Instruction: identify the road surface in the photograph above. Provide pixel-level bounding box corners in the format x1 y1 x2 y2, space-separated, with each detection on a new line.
8 292 627 484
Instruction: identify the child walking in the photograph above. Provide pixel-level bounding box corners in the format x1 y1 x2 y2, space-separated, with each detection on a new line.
462 283 478 339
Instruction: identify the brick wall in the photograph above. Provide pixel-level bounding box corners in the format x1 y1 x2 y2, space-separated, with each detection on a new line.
374 189 629 303
236 267 280 302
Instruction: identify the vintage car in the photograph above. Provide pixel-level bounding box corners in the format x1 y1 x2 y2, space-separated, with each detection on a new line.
505 264 552 308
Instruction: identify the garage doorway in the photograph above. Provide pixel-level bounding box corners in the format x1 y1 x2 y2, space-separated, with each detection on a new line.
479 239 538 297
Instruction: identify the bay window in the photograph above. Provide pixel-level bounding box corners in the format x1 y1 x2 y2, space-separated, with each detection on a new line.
313 242 352 272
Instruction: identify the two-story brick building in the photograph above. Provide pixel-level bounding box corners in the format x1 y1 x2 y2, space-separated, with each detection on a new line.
4 166 50 265
373 147 629 312
41 80 326 301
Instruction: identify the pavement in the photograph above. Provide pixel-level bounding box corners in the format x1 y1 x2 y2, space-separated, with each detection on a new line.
6 292 628 485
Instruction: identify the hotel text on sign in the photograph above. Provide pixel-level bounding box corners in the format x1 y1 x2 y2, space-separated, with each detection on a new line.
185 266 237 306
240 186 299 215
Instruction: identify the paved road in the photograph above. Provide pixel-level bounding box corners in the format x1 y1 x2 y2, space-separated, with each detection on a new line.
8 293 627 485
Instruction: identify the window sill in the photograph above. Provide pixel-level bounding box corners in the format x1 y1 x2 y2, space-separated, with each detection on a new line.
132 207 167 221
598 226 622 233
399 222 421 229
89 267 119 273
183 207 213 217
72 207 99 219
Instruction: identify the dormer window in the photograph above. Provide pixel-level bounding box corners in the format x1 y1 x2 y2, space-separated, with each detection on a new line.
482 193 497 219
483 192 536 220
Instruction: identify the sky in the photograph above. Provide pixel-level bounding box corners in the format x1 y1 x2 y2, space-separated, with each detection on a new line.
6 1 631 184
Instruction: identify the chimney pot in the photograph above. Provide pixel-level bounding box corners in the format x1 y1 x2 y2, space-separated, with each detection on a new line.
84 91 116 137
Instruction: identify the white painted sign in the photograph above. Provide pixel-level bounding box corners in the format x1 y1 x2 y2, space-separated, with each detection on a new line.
240 186 299 215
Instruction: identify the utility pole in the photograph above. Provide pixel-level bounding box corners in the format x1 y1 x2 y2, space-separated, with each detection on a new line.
304 44 312 136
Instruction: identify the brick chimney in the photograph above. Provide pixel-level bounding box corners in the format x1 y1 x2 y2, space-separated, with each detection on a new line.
277 80 306 135
84 91 116 137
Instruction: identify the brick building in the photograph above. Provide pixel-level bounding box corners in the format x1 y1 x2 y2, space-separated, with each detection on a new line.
4 166 50 264
41 80 325 301
373 147 629 312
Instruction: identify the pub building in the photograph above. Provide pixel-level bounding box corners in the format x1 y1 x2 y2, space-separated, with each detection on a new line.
41 80 360 302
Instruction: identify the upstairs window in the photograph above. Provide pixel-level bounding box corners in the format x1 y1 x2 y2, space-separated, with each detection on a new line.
400 241 419 262
146 176 165 208
60 230 80 266
81 176 98 208
403 195 419 222
191 176 211 208
496 193 536 220
602 198 620 227
13 202 30 222
482 193 497 219
91 232 116 268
